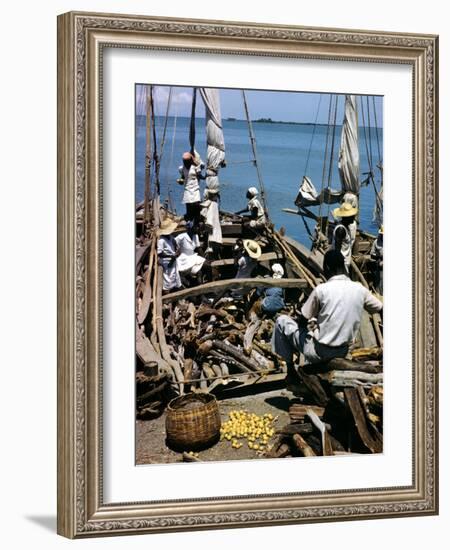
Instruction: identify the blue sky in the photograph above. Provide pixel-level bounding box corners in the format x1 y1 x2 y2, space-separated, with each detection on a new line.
136 85 383 126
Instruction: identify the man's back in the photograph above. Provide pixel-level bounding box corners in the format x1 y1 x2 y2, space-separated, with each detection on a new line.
301 274 382 347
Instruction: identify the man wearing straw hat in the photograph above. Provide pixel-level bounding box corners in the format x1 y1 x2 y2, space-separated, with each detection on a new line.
156 218 182 292
272 250 382 384
177 151 205 225
331 201 358 271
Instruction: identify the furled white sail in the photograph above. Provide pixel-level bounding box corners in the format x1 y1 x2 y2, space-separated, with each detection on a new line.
199 88 226 195
339 95 360 195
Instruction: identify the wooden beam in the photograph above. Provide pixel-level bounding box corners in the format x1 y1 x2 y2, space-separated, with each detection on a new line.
162 277 308 301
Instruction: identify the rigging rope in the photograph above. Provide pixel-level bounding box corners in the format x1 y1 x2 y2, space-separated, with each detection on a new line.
372 96 382 164
366 96 375 175
324 95 339 236
149 86 161 197
303 94 323 176
359 96 375 180
318 94 334 221
166 99 179 214
158 87 173 164
189 87 197 154
241 90 269 216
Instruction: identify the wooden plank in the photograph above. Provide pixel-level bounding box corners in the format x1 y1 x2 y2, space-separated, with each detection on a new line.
220 223 243 237
162 277 307 301
303 357 382 375
292 433 316 457
136 242 152 268
297 371 329 407
322 370 383 387
344 387 383 453
288 404 325 422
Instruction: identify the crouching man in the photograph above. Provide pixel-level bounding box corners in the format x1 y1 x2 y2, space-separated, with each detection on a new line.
271 250 382 385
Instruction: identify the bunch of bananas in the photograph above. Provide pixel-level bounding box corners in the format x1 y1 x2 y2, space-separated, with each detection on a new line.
220 410 276 452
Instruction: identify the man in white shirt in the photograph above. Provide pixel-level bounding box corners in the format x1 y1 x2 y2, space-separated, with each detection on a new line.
177 151 205 225
272 250 382 380
235 187 267 229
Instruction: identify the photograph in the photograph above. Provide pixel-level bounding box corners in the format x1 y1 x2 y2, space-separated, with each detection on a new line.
135 84 384 464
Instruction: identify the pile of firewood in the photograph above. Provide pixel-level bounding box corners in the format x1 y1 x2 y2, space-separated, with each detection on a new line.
161 298 287 393
265 353 383 457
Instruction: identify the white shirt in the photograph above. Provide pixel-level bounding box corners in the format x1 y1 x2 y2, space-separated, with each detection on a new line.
157 235 181 291
179 164 202 204
174 232 205 274
248 197 266 223
332 221 356 266
200 199 222 244
301 274 382 347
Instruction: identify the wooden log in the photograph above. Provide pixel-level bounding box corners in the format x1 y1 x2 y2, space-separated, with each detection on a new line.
351 347 382 360
162 277 308 302
344 388 383 453
243 316 261 355
250 349 274 370
137 236 156 325
303 357 382 375
277 423 314 436
292 433 316 457
136 329 170 375
211 340 261 372
297 370 330 407
155 266 185 393
288 404 325 422
321 370 383 388
208 350 252 373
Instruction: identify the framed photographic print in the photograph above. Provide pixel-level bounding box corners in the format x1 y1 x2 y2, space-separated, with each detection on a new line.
57 11 439 538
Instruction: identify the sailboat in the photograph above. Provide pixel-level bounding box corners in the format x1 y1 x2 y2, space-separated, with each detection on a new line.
135 86 382 401
282 93 383 292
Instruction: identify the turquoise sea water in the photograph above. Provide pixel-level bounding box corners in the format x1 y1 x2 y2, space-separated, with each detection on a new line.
135 116 383 247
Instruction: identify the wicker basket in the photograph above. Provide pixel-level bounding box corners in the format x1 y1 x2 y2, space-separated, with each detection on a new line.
165 393 221 451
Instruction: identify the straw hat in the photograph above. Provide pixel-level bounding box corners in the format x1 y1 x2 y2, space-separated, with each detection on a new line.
158 218 178 236
271 263 284 279
247 187 259 197
243 239 262 259
332 202 358 218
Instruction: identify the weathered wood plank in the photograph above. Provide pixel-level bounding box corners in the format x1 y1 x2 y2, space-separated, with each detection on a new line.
162 277 307 301
344 387 383 453
292 433 316 457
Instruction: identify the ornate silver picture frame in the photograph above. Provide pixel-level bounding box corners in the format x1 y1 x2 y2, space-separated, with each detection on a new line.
57 11 438 538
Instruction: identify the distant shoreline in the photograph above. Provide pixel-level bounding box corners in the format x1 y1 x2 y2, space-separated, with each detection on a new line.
136 114 381 129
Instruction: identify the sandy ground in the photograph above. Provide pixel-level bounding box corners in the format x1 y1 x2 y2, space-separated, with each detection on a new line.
136 386 299 464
